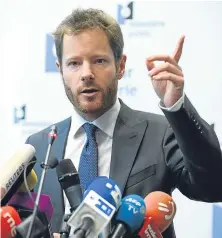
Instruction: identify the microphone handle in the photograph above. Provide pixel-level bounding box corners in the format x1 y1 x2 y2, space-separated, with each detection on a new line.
73 217 94 238
60 233 69 238
109 223 127 238
73 229 86 238
60 214 71 238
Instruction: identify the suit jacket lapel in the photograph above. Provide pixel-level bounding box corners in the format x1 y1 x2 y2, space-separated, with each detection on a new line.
109 102 148 194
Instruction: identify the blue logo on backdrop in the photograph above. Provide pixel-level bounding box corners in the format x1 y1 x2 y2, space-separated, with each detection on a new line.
117 2 134 24
13 104 52 137
116 1 165 38
45 34 58 72
14 104 26 124
212 204 222 237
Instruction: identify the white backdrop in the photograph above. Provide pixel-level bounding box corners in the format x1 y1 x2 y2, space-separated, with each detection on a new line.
1 1 222 237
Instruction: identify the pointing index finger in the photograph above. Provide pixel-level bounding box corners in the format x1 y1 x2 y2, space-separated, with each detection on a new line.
172 35 185 63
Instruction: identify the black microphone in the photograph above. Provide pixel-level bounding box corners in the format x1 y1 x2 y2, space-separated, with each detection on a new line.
56 159 83 213
19 125 58 238
56 159 83 238
15 210 52 238
59 213 71 238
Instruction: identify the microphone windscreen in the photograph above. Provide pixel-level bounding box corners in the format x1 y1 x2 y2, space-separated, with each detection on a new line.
18 170 38 192
56 159 77 177
0 144 36 206
144 191 176 233
114 194 146 233
8 192 54 221
48 157 58 169
84 176 122 209
0 205 22 238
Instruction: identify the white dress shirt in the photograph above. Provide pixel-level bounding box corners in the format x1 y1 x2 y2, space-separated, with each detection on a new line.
63 94 184 236
64 99 121 213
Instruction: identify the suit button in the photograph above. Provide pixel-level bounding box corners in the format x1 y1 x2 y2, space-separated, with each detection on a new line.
197 125 201 130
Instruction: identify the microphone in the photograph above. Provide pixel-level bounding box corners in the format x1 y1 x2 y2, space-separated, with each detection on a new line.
17 169 38 192
24 125 58 238
83 176 122 208
8 192 54 222
56 159 83 213
56 159 83 238
0 144 36 205
138 191 176 238
67 176 122 238
0 205 22 238
7 169 54 238
144 191 176 233
17 158 57 193
15 210 52 238
138 216 163 238
59 213 71 238
8 167 53 221
109 194 146 238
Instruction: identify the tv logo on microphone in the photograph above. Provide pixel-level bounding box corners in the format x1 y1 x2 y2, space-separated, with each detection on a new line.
105 182 122 208
158 201 175 220
13 104 26 124
0 208 17 237
6 163 25 190
45 34 58 73
125 197 142 207
128 205 139 214
87 191 115 217
117 2 134 24
145 225 158 238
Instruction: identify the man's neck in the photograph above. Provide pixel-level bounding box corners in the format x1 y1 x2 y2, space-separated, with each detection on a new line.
74 102 116 122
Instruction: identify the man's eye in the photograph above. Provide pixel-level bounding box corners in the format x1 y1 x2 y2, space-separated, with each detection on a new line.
67 62 81 70
96 59 106 64
68 62 79 66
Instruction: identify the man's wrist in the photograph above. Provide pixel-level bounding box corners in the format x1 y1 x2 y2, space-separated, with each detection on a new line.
159 92 185 112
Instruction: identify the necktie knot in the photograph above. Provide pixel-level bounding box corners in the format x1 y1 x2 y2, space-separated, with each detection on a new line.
82 123 97 139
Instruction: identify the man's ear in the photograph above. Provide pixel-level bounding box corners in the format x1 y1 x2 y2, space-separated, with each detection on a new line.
117 54 127 80
56 60 62 74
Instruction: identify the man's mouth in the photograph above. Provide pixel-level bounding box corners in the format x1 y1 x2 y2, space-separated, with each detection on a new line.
81 88 99 96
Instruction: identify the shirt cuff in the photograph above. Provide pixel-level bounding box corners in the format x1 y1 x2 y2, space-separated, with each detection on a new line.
159 92 185 112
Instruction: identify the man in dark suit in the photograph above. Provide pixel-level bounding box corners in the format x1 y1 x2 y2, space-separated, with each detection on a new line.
26 8 222 238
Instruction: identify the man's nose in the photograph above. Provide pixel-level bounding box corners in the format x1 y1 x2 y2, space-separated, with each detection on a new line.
81 62 95 81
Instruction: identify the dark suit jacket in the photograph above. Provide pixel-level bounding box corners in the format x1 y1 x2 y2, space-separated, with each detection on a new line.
26 96 222 238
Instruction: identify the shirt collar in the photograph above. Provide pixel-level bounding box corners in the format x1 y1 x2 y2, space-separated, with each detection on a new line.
70 99 121 139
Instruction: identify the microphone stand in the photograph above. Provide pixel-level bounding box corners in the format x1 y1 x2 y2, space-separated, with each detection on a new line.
25 125 57 238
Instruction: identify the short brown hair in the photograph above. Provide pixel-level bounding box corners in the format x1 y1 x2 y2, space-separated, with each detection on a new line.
52 8 124 64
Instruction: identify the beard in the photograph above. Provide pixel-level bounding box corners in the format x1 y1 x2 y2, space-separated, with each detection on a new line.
62 76 118 119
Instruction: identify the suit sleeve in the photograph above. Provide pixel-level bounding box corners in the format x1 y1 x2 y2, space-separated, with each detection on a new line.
162 95 222 202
